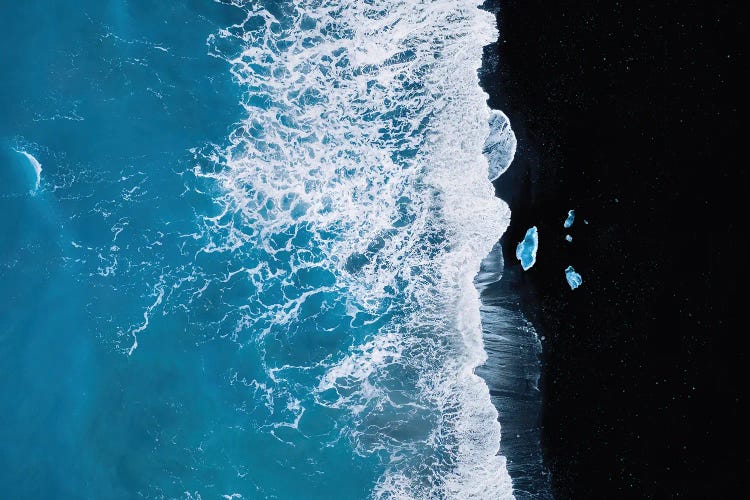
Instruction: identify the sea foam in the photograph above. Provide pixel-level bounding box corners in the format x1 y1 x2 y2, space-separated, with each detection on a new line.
192 0 514 497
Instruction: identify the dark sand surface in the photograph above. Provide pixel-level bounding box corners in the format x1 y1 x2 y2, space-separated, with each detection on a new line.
479 1 747 497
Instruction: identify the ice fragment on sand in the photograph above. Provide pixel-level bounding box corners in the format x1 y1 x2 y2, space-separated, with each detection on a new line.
515 226 538 271
565 265 582 290
564 209 575 228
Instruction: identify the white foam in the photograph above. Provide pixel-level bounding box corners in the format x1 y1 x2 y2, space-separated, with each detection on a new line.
200 0 515 497
16 150 42 192
125 278 166 355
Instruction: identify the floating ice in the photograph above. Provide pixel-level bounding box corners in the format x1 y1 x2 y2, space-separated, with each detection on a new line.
483 110 517 182
565 235 572 242
565 265 582 290
564 209 575 228
15 150 42 192
516 226 538 271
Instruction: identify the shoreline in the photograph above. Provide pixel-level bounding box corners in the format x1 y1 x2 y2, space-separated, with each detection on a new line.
476 2 550 497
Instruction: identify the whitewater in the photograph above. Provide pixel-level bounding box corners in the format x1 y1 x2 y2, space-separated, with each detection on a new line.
190 0 514 497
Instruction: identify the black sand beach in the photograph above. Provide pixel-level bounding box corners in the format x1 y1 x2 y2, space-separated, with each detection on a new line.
480 0 747 497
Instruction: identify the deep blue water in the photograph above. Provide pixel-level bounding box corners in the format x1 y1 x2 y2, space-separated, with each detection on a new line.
0 1 518 498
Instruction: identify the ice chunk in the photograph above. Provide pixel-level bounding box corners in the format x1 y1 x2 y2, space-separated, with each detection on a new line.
565 235 572 242
563 209 575 228
565 265 582 290
483 110 517 182
515 226 538 271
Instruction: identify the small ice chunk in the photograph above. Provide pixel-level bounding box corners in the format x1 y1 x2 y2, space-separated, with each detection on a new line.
565 234 573 242
515 226 538 271
563 209 575 228
565 265 582 290
483 110 517 182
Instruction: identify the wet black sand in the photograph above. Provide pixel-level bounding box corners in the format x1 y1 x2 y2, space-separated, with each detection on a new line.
476 245 552 499
479 0 747 497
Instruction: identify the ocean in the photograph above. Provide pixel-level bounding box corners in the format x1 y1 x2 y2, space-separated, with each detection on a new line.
0 1 525 498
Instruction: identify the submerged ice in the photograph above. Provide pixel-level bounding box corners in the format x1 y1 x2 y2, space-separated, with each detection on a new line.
15 150 42 192
565 265 583 289
516 226 538 271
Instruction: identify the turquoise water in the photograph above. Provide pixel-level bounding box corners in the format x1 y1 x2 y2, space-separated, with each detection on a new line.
0 1 514 498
